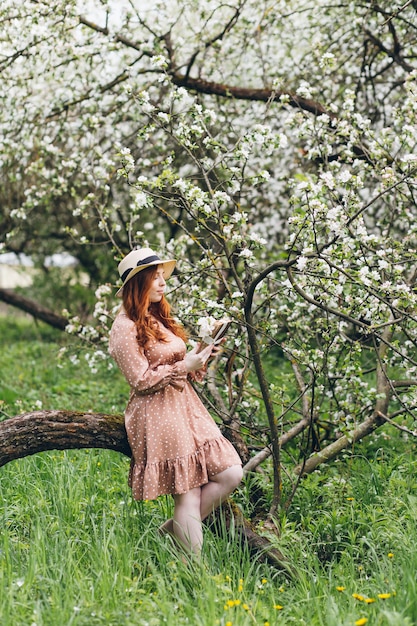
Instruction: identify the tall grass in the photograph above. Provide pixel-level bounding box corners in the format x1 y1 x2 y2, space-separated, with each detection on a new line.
1 317 417 625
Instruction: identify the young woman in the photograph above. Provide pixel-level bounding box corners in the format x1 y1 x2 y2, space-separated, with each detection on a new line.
109 247 243 554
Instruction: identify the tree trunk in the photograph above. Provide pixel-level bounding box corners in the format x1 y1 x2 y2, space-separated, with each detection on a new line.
205 501 295 575
0 410 292 574
0 288 68 330
0 410 131 466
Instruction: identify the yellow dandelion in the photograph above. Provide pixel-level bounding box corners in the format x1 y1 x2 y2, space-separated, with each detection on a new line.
336 586 346 592
377 593 391 600
226 600 235 608
238 583 243 592
355 618 368 626
243 604 250 611
264 622 270 626
352 593 365 601
347 497 355 501
364 598 375 604
274 604 284 610
387 552 394 558
226 622 232 626
261 578 268 584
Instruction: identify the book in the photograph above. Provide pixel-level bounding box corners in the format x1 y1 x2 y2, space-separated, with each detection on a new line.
196 319 232 352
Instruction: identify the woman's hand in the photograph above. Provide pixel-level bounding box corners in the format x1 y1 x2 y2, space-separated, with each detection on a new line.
184 344 213 372
210 337 226 357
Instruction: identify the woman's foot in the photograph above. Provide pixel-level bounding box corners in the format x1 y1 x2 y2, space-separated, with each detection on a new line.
158 518 174 537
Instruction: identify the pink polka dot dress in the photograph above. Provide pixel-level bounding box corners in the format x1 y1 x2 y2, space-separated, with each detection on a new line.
109 311 242 500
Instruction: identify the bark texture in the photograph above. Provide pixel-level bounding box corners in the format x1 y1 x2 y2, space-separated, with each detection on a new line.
0 410 131 467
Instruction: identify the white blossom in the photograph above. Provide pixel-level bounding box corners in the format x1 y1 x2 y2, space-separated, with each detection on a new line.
151 55 168 69
239 248 254 259
297 256 308 271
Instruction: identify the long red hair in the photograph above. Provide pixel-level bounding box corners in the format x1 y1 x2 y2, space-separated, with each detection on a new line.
122 266 188 347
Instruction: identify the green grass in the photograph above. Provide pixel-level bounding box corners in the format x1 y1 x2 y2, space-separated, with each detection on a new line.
1 317 417 625
0 316 128 418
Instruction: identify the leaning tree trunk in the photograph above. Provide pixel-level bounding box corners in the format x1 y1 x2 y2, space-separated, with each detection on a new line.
0 410 293 574
0 288 69 331
0 410 130 465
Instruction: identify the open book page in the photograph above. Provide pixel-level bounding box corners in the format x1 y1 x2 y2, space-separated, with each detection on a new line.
196 319 232 353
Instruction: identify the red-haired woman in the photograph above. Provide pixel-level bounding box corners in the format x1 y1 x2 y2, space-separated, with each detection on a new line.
109 248 243 555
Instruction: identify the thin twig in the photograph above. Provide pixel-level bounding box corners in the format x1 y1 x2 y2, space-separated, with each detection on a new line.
376 410 417 437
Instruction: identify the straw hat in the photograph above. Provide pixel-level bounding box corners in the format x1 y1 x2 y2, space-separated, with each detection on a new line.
116 247 176 297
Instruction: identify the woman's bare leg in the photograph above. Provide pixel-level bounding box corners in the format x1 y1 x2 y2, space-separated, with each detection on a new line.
200 465 243 521
172 487 203 553
160 466 242 550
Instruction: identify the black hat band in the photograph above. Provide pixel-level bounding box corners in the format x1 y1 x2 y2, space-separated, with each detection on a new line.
120 255 161 283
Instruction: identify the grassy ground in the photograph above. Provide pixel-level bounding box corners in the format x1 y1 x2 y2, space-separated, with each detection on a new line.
1 317 417 625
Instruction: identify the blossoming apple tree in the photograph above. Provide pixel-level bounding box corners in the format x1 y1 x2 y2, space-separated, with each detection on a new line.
1 0 417 516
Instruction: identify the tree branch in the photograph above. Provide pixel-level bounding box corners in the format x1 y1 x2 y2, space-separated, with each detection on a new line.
377 409 417 437
181 2 244 82
293 410 385 475
294 319 393 475
363 27 415 73
171 72 333 117
243 415 311 473
0 287 68 331
0 410 131 467
79 16 145 52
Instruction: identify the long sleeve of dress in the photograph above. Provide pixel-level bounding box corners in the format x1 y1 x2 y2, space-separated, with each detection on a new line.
109 313 187 395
